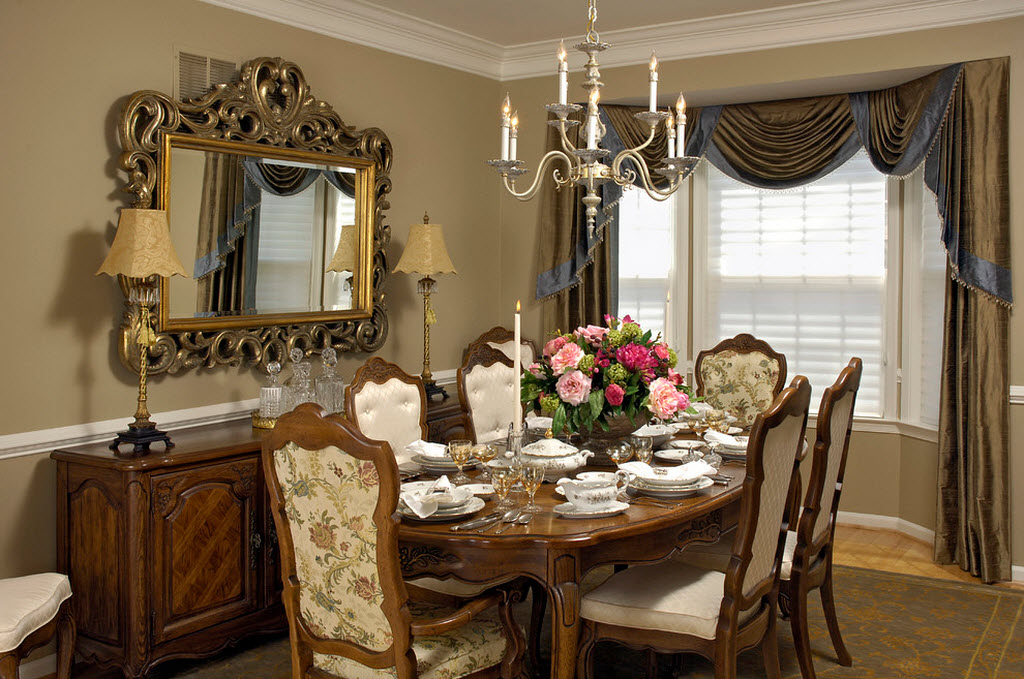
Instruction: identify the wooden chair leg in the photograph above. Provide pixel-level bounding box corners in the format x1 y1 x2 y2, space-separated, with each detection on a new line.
0 652 19 679
819 567 852 666
761 607 782 679
56 607 76 679
576 622 597 679
788 584 817 679
713 638 738 679
528 582 546 677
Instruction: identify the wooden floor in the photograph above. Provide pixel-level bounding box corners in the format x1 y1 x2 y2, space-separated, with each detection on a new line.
833 524 1023 590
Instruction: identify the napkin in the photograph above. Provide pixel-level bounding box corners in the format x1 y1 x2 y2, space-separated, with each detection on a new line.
526 414 553 429
619 460 716 484
400 476 453 518
704 430 748 450
404 439 448 458
633 423 672 436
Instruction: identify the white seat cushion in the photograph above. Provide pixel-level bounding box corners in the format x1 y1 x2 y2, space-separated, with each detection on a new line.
314 601 507 679
676 530 797 580
581 561 755 640
0 573 72 653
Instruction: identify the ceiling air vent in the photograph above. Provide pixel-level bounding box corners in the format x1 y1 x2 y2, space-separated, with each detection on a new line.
174 50 238 100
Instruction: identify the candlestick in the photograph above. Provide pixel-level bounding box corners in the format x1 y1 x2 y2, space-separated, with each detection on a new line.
666 114 675 158
557 41 568 106
675 94 686 154
587 89 599 149
500 94 511 161
648 52 658 112
514 300 522 433
510 112 518 161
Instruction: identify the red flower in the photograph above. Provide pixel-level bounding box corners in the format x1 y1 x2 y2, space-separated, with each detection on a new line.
605 383 625 406
616 343 659 373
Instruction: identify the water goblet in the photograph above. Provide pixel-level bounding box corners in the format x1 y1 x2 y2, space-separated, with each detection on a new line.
520 463 544 512
607 442 633 468
490 464 517 508
472 443 497 481
447 439 473 485
630 435 653 465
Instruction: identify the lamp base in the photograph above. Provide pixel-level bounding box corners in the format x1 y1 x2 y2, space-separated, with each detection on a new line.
423 379 449 402
109 423 175 456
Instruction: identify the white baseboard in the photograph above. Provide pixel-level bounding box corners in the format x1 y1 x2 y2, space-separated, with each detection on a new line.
20 654 54 679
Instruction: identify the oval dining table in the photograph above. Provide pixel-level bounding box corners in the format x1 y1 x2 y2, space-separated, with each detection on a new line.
397 461 746 679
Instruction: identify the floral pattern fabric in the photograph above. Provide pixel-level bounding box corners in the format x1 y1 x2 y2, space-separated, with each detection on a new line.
313 601 507 679
698 350 782 426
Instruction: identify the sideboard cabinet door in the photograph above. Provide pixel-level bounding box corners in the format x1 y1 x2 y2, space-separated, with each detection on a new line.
149 458 261 644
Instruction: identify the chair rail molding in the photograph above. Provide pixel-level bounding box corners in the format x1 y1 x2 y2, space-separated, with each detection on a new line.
199 0 1024 80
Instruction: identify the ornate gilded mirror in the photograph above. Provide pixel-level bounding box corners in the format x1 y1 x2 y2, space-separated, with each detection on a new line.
117 57 391 373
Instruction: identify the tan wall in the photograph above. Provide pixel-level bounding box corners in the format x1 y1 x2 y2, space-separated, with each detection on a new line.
0 0 502 577
498 18 1023 566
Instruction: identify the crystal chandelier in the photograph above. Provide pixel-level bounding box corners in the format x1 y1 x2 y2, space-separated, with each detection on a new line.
488 0 696 235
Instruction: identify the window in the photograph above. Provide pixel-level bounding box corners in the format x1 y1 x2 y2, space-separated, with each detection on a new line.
617 151 944 426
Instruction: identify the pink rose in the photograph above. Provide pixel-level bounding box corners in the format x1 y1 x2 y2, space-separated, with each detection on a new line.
528 362 545 378
616 343 659 373
576 324 608 347
550 342 585 375
556 370 592 406
544 335 568 357
647 377 683 419
653 343 671 361
605 383 625 407
667 368 684 386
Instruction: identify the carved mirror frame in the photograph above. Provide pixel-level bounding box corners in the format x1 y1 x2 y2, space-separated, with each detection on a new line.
117 56 391 374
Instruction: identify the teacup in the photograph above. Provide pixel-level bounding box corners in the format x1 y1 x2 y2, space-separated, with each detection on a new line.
557 474 628 512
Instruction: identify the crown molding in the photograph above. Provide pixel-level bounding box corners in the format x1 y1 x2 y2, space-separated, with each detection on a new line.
201 0 1024 81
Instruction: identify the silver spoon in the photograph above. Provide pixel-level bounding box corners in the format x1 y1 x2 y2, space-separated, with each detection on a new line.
495 512 532 534
488 508 522 532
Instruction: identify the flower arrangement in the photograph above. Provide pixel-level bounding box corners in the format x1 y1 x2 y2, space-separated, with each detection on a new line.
521 315 695 436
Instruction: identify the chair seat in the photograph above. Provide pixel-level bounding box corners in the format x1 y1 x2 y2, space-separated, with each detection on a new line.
581 561 756 640
677 531 798 580
0 573 72 653
313 600 507 679
409 575 514 598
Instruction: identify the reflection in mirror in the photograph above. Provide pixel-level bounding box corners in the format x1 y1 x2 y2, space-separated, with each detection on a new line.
166 147 359 321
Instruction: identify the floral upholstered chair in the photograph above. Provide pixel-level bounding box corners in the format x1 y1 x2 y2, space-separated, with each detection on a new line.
458 345 517 444
576 377 811 679
695 334 788 427
345 358 428 467
263 404 525 679
464 327 537 372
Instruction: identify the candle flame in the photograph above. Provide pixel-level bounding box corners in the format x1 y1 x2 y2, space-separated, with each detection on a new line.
511 111 519 130
676 93 686 116
516 300 521 312
502 94 511 116
558 40 567 63
666 113 675 128
649 52 658 71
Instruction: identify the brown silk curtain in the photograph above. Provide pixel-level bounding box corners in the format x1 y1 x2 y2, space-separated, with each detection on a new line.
196 153 253 314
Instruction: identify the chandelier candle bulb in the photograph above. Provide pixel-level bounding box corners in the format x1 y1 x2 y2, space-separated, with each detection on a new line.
510 112 519 161
676 94 687 152
666 114 676 158
514 300 522 433
648 53 659 112
500 94 511 161
558 41 568 106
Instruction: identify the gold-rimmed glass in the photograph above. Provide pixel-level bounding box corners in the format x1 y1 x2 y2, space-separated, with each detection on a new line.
608 442 633 467
447 439 473 485
630 435 653 464
490 464 517 508
520 463 544 512
472 443 497 481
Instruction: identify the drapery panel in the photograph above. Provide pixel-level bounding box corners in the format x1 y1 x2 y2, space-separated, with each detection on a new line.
535 57 1011 579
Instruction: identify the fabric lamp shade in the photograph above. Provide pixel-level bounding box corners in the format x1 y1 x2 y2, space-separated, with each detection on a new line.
96 208 188 278
393 222 457 276
326 224 357 272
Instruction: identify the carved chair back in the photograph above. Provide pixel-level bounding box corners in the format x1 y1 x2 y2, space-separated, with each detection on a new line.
345 357 428 465
695 333 788 426
458 344 517 443
464 326 538 370
262 404 418 677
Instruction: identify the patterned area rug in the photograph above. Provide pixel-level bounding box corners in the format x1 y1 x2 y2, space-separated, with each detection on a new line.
152 566 1024 679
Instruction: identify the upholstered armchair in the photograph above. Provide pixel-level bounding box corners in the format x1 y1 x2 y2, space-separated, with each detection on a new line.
345 357 429 466
695 333 788 427
263 404 525 679
0 574 75 679
464 327 537 371
458 344 517 444
576 376 811 679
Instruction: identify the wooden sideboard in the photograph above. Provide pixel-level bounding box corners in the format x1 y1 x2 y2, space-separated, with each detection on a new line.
53 393 466 678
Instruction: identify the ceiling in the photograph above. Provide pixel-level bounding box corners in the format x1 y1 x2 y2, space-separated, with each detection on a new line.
203 0 1023 81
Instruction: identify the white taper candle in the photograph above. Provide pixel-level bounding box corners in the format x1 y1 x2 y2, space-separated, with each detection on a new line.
648 53 658 112
514 300 522 432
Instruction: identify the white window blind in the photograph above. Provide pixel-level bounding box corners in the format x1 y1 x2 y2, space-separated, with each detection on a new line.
703 152 888 415
617 188 675 341
255 180 321 312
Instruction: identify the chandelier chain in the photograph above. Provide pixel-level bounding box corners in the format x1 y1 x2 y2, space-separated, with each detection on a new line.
586 0 600 44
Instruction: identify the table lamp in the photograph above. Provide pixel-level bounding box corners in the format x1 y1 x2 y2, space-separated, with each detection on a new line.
97 208 188 455
393 213 456 400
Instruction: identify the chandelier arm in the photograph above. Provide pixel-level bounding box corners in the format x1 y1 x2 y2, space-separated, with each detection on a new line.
612 149 681 201
503 150 575 201
620 124 659 157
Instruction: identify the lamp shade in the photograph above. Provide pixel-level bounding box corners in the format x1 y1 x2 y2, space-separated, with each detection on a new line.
326 224 357 272
393 219 457 276
96 208 188 278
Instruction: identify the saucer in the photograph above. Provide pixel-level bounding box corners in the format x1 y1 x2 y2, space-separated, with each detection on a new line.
553 501 629 519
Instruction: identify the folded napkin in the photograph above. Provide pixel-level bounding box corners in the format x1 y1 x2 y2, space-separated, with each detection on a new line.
704 430 748 450
526 414 553 429
691 402 714 413
633 423 673 436
404 439 448 458
619 460 716 483
400 476 453 518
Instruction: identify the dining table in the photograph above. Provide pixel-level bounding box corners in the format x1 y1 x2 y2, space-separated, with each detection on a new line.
397 458 746 679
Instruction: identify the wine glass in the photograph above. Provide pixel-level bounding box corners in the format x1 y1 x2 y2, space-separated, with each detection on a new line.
607 442 633 468
490 464 517 508
447 439 473 485
630 435 653 465
472 443 497 481
520 463 544 512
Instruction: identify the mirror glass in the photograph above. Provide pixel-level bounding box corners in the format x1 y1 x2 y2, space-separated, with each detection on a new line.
159 135 374 331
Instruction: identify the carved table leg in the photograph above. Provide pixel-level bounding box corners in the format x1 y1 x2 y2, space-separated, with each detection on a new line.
546 553 581 679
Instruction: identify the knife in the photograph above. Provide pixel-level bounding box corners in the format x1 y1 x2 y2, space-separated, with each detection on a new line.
449 512 503 532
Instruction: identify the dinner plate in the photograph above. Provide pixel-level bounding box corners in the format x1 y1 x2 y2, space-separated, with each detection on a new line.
654 449 703 463
629 474 709 490
401 481 493 497
663 439 706 450
553 500 629 519
412 454 478 470
631 476 714 498
399 496 485 522
399 483 475 508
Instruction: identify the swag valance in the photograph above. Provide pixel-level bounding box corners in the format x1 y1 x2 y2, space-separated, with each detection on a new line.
536 57 1011 308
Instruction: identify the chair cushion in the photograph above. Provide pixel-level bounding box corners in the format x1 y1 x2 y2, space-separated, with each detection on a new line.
464 362 516 443
676 530 797 580
0 573 72 653
313 601 507 679
352 379 424 464
581 561 755 640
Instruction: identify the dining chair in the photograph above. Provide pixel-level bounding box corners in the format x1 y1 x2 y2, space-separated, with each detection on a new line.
0 574 75 679
576 376 811 679
458 344 517 444
263 404 526 679
345 357 429 466
695 333 788 427
464 326 538 370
